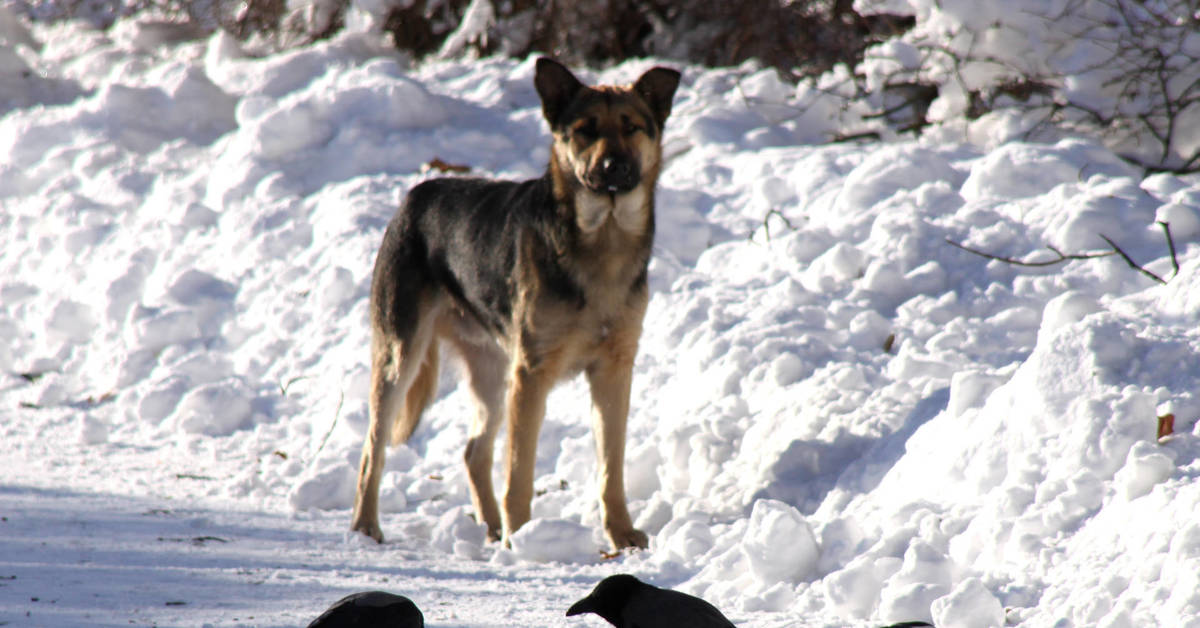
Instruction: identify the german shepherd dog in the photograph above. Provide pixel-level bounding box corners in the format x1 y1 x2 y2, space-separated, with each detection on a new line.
350 58 680 550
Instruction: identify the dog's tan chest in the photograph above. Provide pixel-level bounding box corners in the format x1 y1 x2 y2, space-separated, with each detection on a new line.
574 187 650 237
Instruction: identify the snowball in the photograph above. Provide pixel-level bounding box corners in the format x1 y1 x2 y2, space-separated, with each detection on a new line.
930 578 1005 628
127 305 203 350
948 371 1006 418
757 175 793 207
318 266 357 310
878 582 945 625
859 261 910 299
658 518 716 563
825 555 902 619
431 508 487 560
741 499 819 584
138 375 191 423
78 414 110 445
848 309 892 351
739 68 795 103
742 581 796 613
802 242 866 292
508 518 601 564
289 463 356 511
1036 291 1100 348
623 441 661 501
165 269 237 306
47 300 97 343
634 497 673 536
171 378 255 436
1155 203 1200 240
894 541 955 588
1113 441 1176 502
252 101 334 160
377 471 409 514
770 353 808 386
904 261 947 295
1157 258 1200 317
887 352 953 383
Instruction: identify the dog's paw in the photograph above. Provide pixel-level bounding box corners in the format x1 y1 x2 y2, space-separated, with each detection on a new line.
607 526 649 550
349 520 385 544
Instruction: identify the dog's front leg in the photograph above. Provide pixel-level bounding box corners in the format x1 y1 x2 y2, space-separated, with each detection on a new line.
586 351 649 550
501 361 555 544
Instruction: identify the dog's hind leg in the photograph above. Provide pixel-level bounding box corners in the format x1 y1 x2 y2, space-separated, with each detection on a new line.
391 341 439 447
351 309 439 543
451 336 508 541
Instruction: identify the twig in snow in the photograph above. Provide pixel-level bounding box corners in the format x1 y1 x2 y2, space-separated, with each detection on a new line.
175 473 217 481
280 375 310 397
949 234 1172 285
944 238 1115 267
758 208 798 242
308 389 345 469
17 371 47 383
1158 220 1179 279
1097 234 1167 285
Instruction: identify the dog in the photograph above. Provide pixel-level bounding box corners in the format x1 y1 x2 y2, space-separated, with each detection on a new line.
350 58 680 551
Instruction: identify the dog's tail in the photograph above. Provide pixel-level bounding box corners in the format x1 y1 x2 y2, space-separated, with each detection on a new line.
391 341 439 446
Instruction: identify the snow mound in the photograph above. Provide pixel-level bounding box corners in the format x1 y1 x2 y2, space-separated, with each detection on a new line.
509 519 603 564
3 13 1200 628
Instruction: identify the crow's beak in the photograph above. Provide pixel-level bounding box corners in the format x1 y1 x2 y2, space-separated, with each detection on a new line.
565 597 595 617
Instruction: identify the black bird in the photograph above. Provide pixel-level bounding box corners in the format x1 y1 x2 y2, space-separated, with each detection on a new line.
306 591 424 628
566 574 736 628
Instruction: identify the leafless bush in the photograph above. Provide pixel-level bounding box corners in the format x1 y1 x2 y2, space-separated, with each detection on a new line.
845 0 1200 173
1046 0 1200 173
373 0 911 77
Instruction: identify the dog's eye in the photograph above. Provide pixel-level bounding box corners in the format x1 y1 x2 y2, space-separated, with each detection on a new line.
621 116 641 136
574 120 598 141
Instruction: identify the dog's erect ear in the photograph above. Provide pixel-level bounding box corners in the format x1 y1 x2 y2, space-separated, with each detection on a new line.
633 67 681 128
535 57 585 128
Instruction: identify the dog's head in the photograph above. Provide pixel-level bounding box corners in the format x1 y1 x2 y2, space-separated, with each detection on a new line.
535 58 680 197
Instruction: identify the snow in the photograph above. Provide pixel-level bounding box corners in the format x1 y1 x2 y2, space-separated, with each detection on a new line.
3 9 1200 628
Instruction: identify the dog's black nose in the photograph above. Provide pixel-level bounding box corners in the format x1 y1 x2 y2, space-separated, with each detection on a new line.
598 156 638 192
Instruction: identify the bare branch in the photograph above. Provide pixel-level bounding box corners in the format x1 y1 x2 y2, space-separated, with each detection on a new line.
1158 220 1180 279
1097 234 1167 284
757 208 800 242
945 238 1115 267
307 389 345 469
949 232 1177 285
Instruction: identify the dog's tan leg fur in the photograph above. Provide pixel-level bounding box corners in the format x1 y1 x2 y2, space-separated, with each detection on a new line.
501 355 562 542
350 343 403 542
391 342 439 446
351 302 441 543
587 327 649 549
451 336 508 541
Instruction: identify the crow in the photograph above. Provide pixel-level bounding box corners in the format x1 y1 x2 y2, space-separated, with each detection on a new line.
566 574 735 628
306 591 423 628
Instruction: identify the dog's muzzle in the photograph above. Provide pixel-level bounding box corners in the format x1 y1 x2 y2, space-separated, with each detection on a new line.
588 155 639 194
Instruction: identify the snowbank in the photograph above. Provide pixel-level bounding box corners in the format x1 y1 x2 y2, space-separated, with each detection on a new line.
2 12 1199 628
